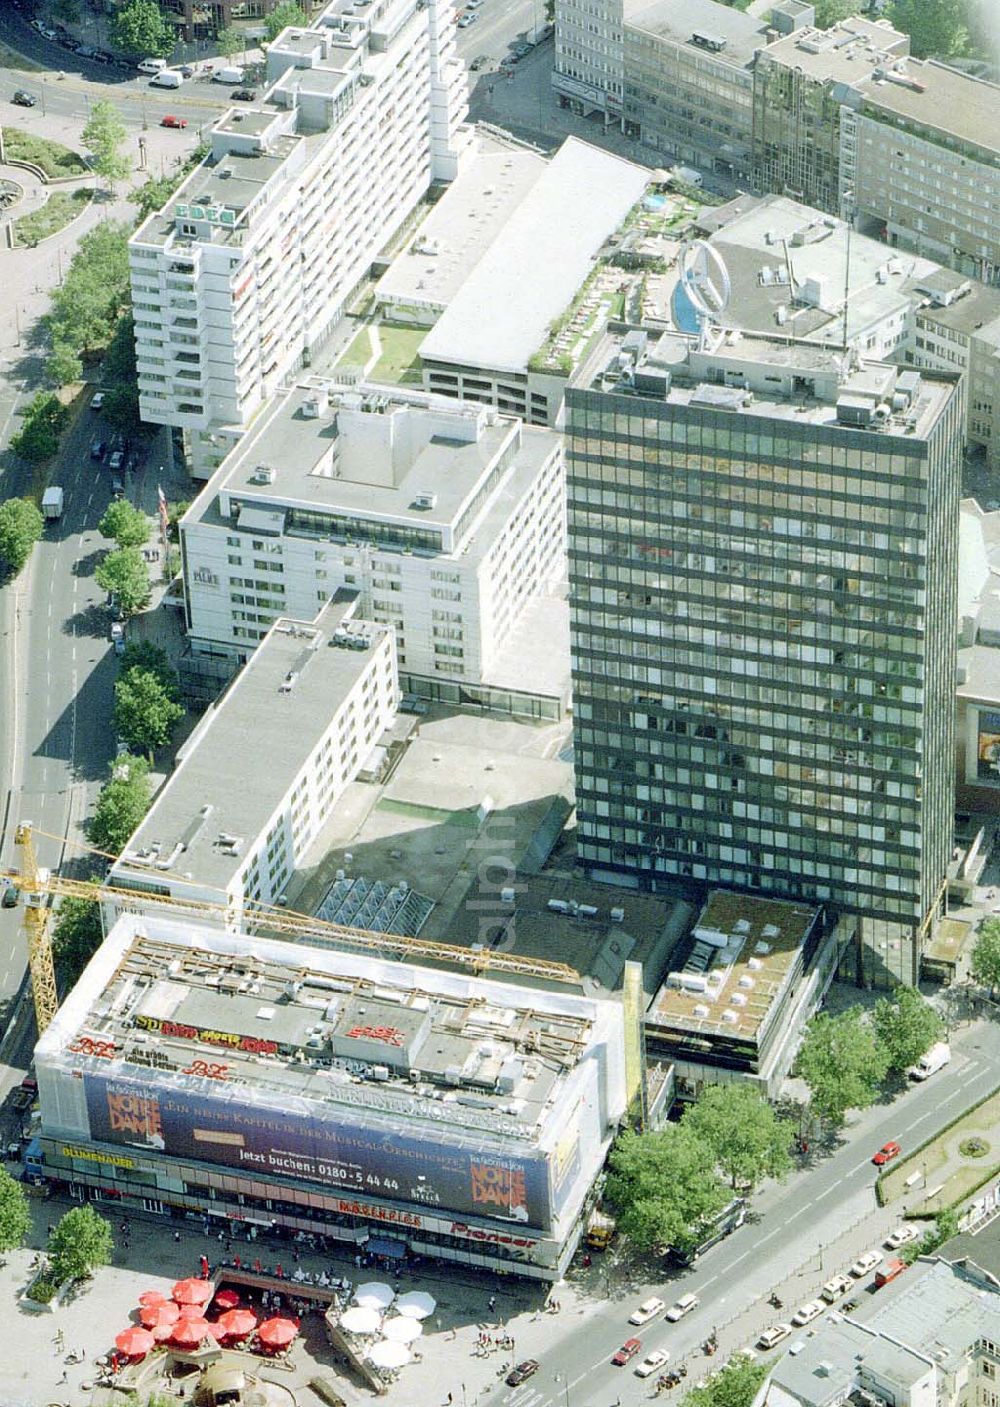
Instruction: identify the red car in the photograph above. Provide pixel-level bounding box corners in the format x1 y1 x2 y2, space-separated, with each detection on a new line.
160 115 188 129
872 1140 901 1166
612 1338 642 1366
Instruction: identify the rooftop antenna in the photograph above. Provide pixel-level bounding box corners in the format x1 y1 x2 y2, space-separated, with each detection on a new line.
679 240 732 350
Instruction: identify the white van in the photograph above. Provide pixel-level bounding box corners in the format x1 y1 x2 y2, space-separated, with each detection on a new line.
213 66 245 84
150 69 183 88
907 1042 951 1081
137 57 168 75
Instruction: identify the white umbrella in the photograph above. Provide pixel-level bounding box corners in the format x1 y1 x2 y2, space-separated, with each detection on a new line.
353 1281 395 1310
395 1290 436 1319
369 1339 411 1370
383 1316 423 1344
340 1306 382 1336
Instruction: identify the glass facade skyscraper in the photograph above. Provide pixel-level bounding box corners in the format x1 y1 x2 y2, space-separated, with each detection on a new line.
567 332 963 983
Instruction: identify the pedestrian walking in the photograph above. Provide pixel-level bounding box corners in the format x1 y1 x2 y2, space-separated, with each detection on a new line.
174 1230 181 1244
488 1296 496 1313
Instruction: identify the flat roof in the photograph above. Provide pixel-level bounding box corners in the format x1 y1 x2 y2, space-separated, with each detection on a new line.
768 1317 930 1407
110 595 390 897
41 914 621 1151
419 137 649 375
649 890 819 1044
756 16 907 82
857 61 1000 159
626 0 770 67
376 145 548 314
850 1258 1000 1370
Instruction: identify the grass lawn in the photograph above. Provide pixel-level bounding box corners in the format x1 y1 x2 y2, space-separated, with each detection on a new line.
4 130 89 179
880 1085 1000 1212
338 326 374 369
0 41 41 70
371 321 425 384
13 188 92 246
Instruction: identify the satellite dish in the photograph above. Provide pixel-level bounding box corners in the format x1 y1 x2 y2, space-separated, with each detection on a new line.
679 240 732 326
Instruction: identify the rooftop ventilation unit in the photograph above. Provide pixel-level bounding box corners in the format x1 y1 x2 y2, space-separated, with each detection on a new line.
413 492 437 510
693 1004 710 1019
251 464 276 485
762 924 780 938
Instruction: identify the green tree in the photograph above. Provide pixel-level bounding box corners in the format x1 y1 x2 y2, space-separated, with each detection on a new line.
167 498 191 543
82 101 131 191
0 1167 32 1255
972 917 1000 995
98 499 150 548
217 26 243 58
88 756 151 854
109 0 174 58
101 314 142 437
95 547 151 616
683 1084 793 1191
9 392 70 465
51 891 104 980
872 986 944 1075
119 640 180 697
604 1124 729 1254
0 498 45 573
813 0 864 25
48 1205 114 1283
796 1008 889 1128
113 667 184 757
47 221 131 357
46 340 83 388
889 0 970 56
264 2 307 42
682 1355 768 1407
900 1207 960 1265
53 0 82 22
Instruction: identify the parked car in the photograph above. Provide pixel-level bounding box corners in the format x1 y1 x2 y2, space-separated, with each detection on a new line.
874 1259 906 1288
821 1274 853 1303
161 114 188 129
457 12 477 24
12 90 37 107
666 1293 700 1322
514 42 532 57
757 1324 792 1351
111 475 125 496
612 1338 642 1367
90 390 105 410
791 1300 824 1327
629 1297 665 1326
90 439 106 461
850 1250 883 1278
872 1140 901 1166
231 87 257 101
635 1350 670 1378
178 64 196 78
506 1361 538 1387
109 449 124 470
886 1225 920 1250
470 54 490 69
1 883 20 909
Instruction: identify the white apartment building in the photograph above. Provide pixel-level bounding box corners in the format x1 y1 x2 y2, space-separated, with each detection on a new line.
128 0 470 478
107 593 397 929
180 383 568 717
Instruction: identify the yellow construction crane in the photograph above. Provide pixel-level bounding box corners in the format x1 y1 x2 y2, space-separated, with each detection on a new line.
5 823 581 1034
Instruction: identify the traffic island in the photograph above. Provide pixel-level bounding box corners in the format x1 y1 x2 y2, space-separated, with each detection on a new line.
877 1084 1000 1215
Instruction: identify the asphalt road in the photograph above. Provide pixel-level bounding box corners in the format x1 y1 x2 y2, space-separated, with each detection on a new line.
481 1018 1000 1407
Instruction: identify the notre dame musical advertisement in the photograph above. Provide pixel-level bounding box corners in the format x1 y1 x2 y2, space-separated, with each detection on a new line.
83 1072 552 1229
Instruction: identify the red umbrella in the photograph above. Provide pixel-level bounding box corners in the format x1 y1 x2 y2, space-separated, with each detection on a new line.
115 1327 155 1358
173 1278 214 1306
138 1290 168 1309
258 1317 298 1349
218 1308 257 1339
214 1288 241 1311
180 1301 213 1320
140 1300 180 1328
205 1321 227 1341
171 1317 212 1347
151 1321 175 1344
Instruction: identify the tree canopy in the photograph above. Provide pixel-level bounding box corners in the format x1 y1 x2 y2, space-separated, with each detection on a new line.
683 1083 793 1191
812 0 864 26
0 498 45 573
52 890 105 981
900 1208 959 1265
48 1206 114 1282
98 498 150 549
972 917 1000 994
109 0 174 58
795 1008 889 1127
0 1168 32 1255
101 313 143 436
889 0 971 57
46 340 83 389
682 1355 768 1407
88 756 151 855
216 26 243 58
604 1124 730 1254
82 101 131 191
119 640 180 697
10 393 69 466
264 2 307 41
95 547 151 617
113 667 184 757
872 986 943 1075
46 221 131 358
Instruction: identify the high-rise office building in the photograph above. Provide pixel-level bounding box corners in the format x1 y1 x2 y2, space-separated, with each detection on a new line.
129 0 469 478
567 329 963 983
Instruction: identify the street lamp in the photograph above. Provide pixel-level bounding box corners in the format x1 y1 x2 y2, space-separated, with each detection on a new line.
554 1373 571 1407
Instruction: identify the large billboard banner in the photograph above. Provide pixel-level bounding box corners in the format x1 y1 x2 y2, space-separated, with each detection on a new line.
978 710 1000 786
83 1073 552 1230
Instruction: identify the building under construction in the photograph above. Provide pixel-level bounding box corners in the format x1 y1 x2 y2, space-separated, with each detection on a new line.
33 913 627 1280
